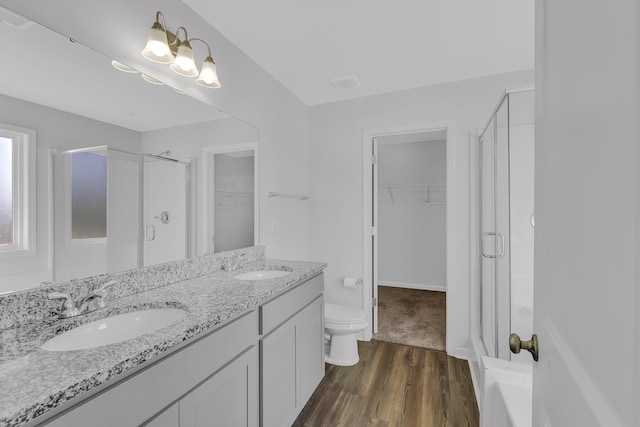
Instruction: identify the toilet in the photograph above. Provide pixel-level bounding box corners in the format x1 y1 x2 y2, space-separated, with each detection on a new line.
324 302 369 366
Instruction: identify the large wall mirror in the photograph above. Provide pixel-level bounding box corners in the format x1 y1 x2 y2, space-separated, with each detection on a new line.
0 5 260 294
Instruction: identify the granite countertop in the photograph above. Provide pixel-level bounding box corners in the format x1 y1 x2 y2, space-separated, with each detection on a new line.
0 259 326 427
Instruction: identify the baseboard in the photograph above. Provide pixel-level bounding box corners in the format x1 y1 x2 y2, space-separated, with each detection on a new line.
378 281 446 292
453 346 470 360
467 359 483 412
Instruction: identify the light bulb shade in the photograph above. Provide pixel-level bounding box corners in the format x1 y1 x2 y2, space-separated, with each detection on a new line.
141 74 164 85
196 57 221 88
141 23 174 64
112 60 139 73
170 43 198 77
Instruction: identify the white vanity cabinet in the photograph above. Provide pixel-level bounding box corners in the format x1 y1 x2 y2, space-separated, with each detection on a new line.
43 310 258 427
143 347 258 427
178 346 258 427
260 273 325 427
33 272 325 427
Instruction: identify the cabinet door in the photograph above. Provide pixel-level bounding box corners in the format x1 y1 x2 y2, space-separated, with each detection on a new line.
261 319 297 427
141 403 179 427
296 296 325 404
180 346 258 427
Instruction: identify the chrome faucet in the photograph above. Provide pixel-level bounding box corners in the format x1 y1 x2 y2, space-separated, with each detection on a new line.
222 253 247 272
48 280 117 319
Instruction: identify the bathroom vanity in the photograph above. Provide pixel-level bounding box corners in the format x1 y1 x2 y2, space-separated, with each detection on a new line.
0 254 326 427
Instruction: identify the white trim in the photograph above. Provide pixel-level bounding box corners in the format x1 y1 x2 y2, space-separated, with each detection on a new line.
467 359 482 411
46 149 54 279
201 142 259 255
362 120 455 354
378 281 446 292
0 123 36 257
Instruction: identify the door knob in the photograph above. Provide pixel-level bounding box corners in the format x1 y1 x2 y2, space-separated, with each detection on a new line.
509 333 539 361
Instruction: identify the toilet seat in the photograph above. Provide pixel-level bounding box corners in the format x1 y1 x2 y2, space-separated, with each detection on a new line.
325 303 368 331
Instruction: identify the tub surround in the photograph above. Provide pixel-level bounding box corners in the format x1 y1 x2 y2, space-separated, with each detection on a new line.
0 252 326 427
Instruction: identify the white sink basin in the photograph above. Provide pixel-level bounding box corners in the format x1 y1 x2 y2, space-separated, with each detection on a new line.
233 270 291 281
41 308 186 351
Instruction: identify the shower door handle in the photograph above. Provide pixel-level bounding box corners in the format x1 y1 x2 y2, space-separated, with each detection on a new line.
145 225 156 241
481 232 505 259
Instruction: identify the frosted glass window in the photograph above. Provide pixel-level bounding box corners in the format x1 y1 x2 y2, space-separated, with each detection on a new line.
0 137 12 245
71 152 107 239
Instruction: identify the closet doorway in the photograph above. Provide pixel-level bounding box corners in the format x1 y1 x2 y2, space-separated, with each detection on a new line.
202 142 259 254
362 123 451 352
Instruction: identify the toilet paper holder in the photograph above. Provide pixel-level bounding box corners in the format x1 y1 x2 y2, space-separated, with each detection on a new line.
343 277 362 288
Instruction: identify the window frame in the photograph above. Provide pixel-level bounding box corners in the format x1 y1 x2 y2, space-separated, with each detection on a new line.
0 123 36 257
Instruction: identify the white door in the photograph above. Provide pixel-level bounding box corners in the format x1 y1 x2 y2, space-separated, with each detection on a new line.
533 1 637 425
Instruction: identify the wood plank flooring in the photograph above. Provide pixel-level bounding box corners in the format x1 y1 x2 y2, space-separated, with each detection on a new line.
292 340 479 427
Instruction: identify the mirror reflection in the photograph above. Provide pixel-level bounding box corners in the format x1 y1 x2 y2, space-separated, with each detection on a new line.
51 147 191 283
209 150 256 253
0 6 259 294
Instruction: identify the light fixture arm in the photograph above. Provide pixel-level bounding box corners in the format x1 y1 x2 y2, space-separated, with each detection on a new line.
174 27 189 46
155 11 167 29
187 38 212 58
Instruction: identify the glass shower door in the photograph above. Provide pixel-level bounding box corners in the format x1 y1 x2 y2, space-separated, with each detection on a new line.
480 96 512 360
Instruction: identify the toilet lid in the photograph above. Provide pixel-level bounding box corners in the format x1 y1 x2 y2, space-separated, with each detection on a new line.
325 303 368 324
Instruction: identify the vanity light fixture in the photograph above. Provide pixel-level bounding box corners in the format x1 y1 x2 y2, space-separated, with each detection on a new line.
141 11 221 88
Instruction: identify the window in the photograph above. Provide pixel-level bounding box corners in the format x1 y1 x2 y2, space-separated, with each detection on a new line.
70 151 107 239
0 124 35 256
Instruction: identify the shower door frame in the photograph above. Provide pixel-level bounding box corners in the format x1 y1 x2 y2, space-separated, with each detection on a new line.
477 87 534 361
478 93 512 360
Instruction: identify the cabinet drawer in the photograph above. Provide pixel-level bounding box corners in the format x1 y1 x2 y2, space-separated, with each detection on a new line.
260 273 324 335
45 310 258 427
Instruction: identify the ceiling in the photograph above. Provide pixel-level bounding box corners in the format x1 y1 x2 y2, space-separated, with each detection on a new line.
183 0 534 105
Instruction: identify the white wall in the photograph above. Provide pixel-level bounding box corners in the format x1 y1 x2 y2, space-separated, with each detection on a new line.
308 70 533 357
0 94 141 292
377 140 446 290
508 123 534 347
3 0 311 262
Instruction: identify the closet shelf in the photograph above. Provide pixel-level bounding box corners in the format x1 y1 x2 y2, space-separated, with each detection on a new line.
379 184 446 206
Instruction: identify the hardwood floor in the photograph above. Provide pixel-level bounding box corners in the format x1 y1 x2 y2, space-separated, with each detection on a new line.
292 340 479 427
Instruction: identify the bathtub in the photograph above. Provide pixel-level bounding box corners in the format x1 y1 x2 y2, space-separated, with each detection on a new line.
480 356 532 427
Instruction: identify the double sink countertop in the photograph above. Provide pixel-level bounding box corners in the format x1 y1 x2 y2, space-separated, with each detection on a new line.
0 259 326 427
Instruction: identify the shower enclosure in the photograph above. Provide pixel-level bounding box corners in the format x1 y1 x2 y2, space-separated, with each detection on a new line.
478 89 534 362
51 146 190 282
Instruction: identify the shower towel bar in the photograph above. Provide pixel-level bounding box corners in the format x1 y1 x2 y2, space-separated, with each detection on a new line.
268 191 310 200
